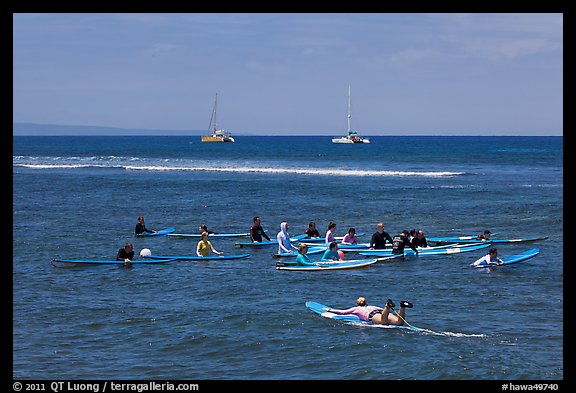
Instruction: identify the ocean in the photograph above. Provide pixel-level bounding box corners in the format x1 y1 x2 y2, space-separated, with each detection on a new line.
12 135 563 381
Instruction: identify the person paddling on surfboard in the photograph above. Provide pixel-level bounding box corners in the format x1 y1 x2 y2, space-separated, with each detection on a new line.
325 297 413 326
135 216 156 235
304 221 321 238
116 241 135 264
471 247 504 267
250 216 271 243
196 232 223 257
476 230 492 241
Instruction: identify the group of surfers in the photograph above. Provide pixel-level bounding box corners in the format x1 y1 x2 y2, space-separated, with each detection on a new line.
126 216 499 327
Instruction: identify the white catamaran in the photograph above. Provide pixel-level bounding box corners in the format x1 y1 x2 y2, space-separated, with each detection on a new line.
332 85 370 144
201 93 235 143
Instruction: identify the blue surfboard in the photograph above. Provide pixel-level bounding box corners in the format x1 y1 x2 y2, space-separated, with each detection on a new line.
51 258 175 266
359 242 491 257
145 253 250 261
471 248 540 268
136 227 176 237
305 301 425 331
168 232 250 238
276 259 378 271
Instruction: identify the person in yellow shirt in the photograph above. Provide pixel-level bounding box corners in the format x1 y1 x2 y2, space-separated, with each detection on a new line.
196 232 223 257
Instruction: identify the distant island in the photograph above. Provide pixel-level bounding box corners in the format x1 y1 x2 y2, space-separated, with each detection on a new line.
12 122 201 136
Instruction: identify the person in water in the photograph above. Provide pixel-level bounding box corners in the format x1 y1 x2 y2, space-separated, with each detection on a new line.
341 227 359 245
116 241 135 263
296 244 317 266
411 229 428 248
392 230 419 255
321 241 344 261
304 221 321 238
135 216 156 235
476 230 492 241
196 232 223 257
199 224 217 235
369 222 393 249
325 222 337 243
277 222 295 254
325 297 413 326
250 216 271 243
471 248 504 267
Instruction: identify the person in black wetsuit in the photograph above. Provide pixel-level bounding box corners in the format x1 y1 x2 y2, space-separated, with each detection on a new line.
369 222 394 249
116 242 135 263
135 216 156 235
304 221 321 238
392 230 419 255
199 224 217 235
411 229 428 248
250 216 271 243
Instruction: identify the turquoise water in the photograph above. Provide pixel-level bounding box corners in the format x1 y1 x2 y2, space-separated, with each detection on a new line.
13 136 563 380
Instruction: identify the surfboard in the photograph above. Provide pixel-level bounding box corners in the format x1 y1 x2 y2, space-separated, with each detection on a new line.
167 232 250 238
305 301 425 331
300 233 366 243
51 258 175 266
359 242 491 257
276 258 377 271
273 246 327 258
428 236 548 244
235 233 309 247
135 227 176 237
144 253 250 261
471 248 540 268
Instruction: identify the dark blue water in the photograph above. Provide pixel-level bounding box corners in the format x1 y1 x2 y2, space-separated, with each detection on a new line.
13 136 563 380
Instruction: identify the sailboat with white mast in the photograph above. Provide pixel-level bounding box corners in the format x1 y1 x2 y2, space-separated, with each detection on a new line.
201 93 235 143
332 85 370 144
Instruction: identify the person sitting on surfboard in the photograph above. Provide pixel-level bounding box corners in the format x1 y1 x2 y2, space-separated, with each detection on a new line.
135 216 156 235
325 222 337 243
296 244 317 266
199 224 217 235
369 222 393 249
341 227 359 245
411 229 428 248
116 241 135 263
196 232 223 257
304 221 320 238
277 222 295 254
321 242 344 261
471 247 504 267
250 216 271 243
325 297 413 326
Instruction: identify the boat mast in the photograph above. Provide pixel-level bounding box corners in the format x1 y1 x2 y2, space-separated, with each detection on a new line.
347 85 352 133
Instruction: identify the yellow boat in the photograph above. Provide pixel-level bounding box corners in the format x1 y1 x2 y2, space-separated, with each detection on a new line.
201 93 235 143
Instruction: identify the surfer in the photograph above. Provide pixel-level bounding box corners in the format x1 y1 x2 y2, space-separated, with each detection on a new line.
341 227 359 245
276 222 295 254
369 222 393 249
476 230 492 241
325 222 337 243
321 242 344 261
392 230 420 255
296 244 317 266
199 224 217 235
325 297 413 326
116 242 135 263
135 216 156 235
250 216 271 243
411 229 428 248
196 232 223 257
471 248 504 267
304 221 321 238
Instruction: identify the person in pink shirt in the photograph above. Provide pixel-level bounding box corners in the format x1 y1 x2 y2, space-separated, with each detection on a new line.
341 227 359 245
325 297 413 325
325 222 337 243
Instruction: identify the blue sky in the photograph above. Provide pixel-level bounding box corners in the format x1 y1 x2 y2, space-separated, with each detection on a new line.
13 13 563 136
